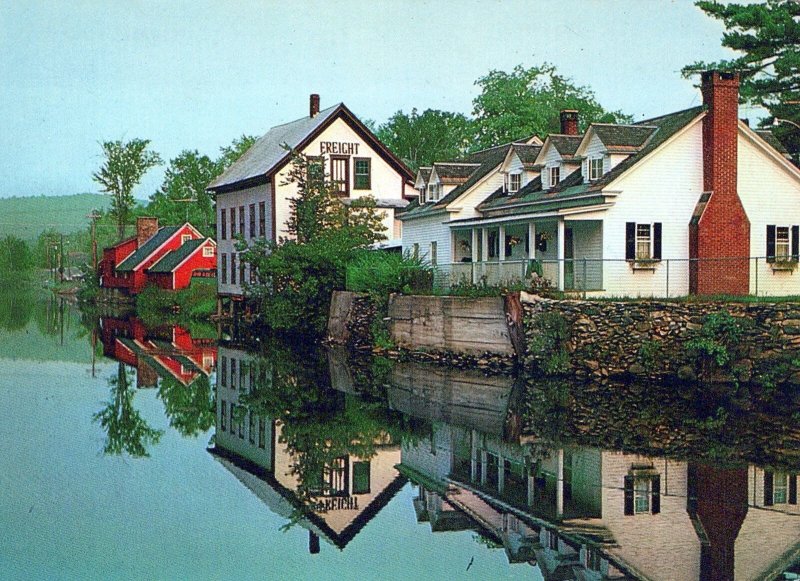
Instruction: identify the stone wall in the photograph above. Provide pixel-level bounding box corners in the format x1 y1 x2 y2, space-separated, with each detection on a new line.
522 293 800 385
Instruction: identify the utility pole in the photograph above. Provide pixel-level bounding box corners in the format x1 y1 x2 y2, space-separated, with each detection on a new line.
87 210 101 270
59 234 64 283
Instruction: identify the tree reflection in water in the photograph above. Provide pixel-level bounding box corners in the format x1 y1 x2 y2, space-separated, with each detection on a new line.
94 362 163 457
158 374 215 437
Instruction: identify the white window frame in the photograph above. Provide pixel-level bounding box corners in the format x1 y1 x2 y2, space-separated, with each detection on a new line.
636 224 652 261
181 234 191 244
776 226 791 260
509 172 521 193
202 246 215 257
430 241 437 266
589 157 604 181
634 478 650 514
427 182 440 203
774 471 789 504
548 165 560 188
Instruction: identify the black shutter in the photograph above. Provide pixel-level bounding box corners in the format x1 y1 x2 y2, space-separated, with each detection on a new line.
767 225 776 263
790 475 797 505
651 475 661 514
624 475 634 515
764 471 774 506
653 223 662 260
626 223 636 261
793 226 799 261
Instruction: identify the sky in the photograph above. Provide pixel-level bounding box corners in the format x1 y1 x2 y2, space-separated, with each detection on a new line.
0 0 743 200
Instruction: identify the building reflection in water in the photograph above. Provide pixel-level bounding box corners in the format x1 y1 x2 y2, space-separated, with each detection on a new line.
206 338 799 579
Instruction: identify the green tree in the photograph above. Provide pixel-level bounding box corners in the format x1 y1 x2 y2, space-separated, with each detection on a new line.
93 363 163 457
216 134 258 176
93 138 163 240
376 109 475 171
684 0 800 155
147 150 218 234
158 374 215 437
472 63 633 148
241 151 387 337
0 235 33 275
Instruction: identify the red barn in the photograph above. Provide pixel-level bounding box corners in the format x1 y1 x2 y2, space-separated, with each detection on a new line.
100 217 216 293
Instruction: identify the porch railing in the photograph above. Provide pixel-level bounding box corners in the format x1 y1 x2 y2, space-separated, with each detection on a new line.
432 257 799 298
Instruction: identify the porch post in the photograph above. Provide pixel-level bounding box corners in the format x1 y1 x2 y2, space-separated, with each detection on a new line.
498 225 506 262
471 229 479 263
481 228 489 261
470 430 478 482
556 448 564 518
497 456 505 493
528 222 536 260
480 450 488 485
557 218 565 291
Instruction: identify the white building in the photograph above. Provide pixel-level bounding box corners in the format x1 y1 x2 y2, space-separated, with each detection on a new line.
208 95 415 302
402 72 799 297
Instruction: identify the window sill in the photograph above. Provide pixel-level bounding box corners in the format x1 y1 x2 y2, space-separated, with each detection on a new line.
629 260 660 271
769 261 798 272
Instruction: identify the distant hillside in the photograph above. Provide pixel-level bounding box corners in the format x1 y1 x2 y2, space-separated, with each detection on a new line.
0 194 112 241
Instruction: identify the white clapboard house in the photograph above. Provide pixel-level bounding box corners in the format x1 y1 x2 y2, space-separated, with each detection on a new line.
208 95 415 303
401 72 798 297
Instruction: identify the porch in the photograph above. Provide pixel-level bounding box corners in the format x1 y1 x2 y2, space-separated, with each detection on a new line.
446 219 603 292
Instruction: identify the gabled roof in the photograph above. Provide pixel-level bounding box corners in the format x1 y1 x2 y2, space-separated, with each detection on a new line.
414 167 432 189
548 135 583 159
432 162 480 184
209 103 413 192
480 106 704 216
147 238 208 273
591 124 656 152
755 129 789 155
513 143 543 167
116 226 180 272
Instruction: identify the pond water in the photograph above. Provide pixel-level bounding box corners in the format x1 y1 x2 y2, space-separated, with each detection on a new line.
0 288 798 581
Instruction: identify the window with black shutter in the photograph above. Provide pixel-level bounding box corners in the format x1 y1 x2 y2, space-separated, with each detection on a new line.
790 474 797 505
652 223 662 260
651 474 661 514
625 223 635 261
624 475 634 515
764 471 774 506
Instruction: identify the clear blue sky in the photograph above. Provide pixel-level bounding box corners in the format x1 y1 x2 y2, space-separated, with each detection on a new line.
0 0 741 200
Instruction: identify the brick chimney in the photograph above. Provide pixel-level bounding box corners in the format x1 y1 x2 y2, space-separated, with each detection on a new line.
136 217 159 247
560 110 579 135
689 71 750 295
310 93 320 118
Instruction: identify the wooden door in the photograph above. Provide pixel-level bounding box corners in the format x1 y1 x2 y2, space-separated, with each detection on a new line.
330 156 349 196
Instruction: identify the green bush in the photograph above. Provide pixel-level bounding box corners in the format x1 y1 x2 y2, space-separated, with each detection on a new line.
529 311 570 375
686 310 752 369
346 251 432 296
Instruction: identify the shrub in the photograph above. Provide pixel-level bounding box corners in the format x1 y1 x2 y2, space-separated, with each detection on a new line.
686 310 752 370
346 251 432 297
529 311 570 375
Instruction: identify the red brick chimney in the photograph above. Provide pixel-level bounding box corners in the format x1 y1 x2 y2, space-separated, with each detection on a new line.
136 217 159 247
560 110 579 135
689 71 750 295
310 94 320 118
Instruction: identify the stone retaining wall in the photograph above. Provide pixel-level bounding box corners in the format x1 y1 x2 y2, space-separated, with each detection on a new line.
522 293 800 385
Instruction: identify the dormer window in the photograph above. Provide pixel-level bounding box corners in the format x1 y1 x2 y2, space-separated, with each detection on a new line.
509 173 521 193
426 183 441 203
589 157 604 181
548 166 560 188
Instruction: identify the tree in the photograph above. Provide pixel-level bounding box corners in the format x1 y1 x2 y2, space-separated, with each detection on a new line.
376 109 475 171
158 374 215 437
216 134 258 177
684 0 800 155
147 150 218 234
472 63 633 149
0 235 33 275
240 151 387 337
93 139 163 240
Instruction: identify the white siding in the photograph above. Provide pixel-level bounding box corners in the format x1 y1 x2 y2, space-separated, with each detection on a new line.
449 169 504 220
402 213 452 265
738 131 800 296
216 182 273 297
600 119 704 297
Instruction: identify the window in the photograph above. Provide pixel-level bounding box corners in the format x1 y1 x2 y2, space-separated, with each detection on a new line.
767 225 800 263
220 400 227 431
230 253 236 284
259 202 266 237
249 204 256 239
220 253 227 284
220 356 227 387
509 173 521 192
258 418 266 449
330 156 349 196
238 409 245 438
352 461 371 494
249 414 256 444
307 156 325 187
238 206 245 237
220 209 227 240
354 158 371 189
589 157 604 181
229 405 235 434
430 241 437 266
774 472 789 504
181 234 191 244
202 246 215 258
765 471 797 505
634 478 650 513
239 362 246 394
625 222 662 262
549 165 560 188
427 183 440 202
636 224 651 260
230 358 237 390
240 260 245 285
412 243 419 260
230 208 236 237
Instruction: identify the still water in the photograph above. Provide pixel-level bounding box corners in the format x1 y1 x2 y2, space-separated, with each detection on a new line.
0 289 798 580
